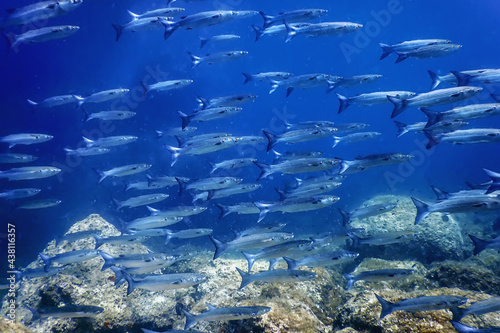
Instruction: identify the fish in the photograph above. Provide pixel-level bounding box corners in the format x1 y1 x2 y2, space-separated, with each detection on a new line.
64 146 111 156
0 153 38 164
276 181 341 200
254 158 340 180
283 250 359 269
125 216 183 231
176 176 242 195
0 188 41 199
0 133 53 148
344 269 414 291
200 34 240 48
450 296 500 321
268 73 334 96
394 120 468 138
260 9 328 28
192 184 261 202
243 71 293 84
113 193 169 209
176 133 230 146
451 321 500 333
13 266 66 280
332 132 382 147
141 79 193 96
6 25 79 49
430 186 500 202
252 22 312 41
336 91 416 114
84 110 136 122
393 43 461 63
164 228 213 244
411 196 500 224
94 164 152 183
236 267 316 289
421 104 500 128
338 204 398 225
330 74 382 90
387 86 482 118
123 271 206 295
39 249 100 266
197 94 257 110
147 205 207 218
468 234 500 255
209 232 294 259
182 304 271 329
334 123 371 133
112 16 171 41
379 39 451 60
255 195 340 223
82 135 137 147
27 304 103 320
424 128 500 149
165 137 241 166
427 69 497 90
347 231 416 249
238 224 287 237
339 153 414 175
188 51 248 68
128 7 185 19
288 175 345 190
452 69 500 86
262 127 338 151
27 94 76 109
1 0 82 27
178 107 242 129
284 21 363 43
375 294 467 319
17 199 61 209
141 328 203 333
100 251 178 271
483 169 500 194
74 88 129 108
0 166 61 181
93 234 148 249
215 202 261 219
272 150 323 161
54 230 101 246
130 175 190 191
210 158 257 174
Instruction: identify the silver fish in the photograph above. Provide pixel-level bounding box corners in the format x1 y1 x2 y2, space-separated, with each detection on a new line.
421 104 500 128
164 228 213 244
147 205 207 218
165 137 241 166
332 132 382 147
0 153 38 164
254 158 340 180
83 135 137 147
215 202 260 219
126 215 183 231
452 69 500 86
177 176 242 194
209 232 294 259
0 133 53 148
255 195 340 222
252 22 312 41
339 153 414 174
336 91 416 114
27 94 76 109
64 146 110 156
376 294 467 319
74 88 129 108
277 181 342 200
112 16 171 41
100 251 178 271
142 79 193 95
243 71 293 84
188 50 248 68
27 305 103 320
425 128 500 149
272 150 323 161
451 296 500 321
17 199 61 209
394 43 461 63
236 267 316 289
178 107 242 129
160 11 240 39
344 269 414 291
6 25 79 49
394 120 468 138
197 94 257 110
451 321 500 333
260 9 328 28
428 68 500 90
263 127 338 151
200 34 240 48
0 188 41 199
330 74 382 90
347 231 416 249
123 271 206 295
285 21 362 42
284 251 359 269
39 249 100 266
127 8 185 20
210 158 257 174
55 230 101 246
113 193 169 209
13 266 65 280
192 184 261 202
2 0 82 27
0 166 61 181
269 73 333 96
84 110 136 122
93 234 148 249
468 234 500 255
339 204 398 224
379 39 451 60
95 164 152 183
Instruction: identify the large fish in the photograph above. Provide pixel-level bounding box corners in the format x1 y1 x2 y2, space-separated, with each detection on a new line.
452 69 500 86
123 271 206 295
100 251 178 271
0 166 61 181
338 204 397 225
1 0 82 27
192 184 261 202
0 133 53 148
344 269 414 291
375 294 467 319
379 39 451 60
243 71 293 84
182 304 271 329
147 205 207 218
421 104 500 128
0 153 38 164
200 34 240 48
6 25 79 49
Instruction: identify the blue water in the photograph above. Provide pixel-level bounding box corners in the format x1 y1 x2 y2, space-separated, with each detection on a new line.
1 0 499 272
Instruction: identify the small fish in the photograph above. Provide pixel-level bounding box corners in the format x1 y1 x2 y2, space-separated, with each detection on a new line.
336 91 416 114
339 153 414 175
123 271 206 295
394 43 461 63
278 181 342 200
13 266 65 280
141 79 193 96
468 234 500 255
39 249 100 266
375 294 467 319
113 193 168 209
421 104 500 128
100 251 178 271
55 230 101 246
484 169 500 194
344 269 414 291
27 305 103 320
334 123 371 134
165 137 241 166
424 128 500 149
428 69 497 90
2 0 83 27
284 21 362 43
197 94 257 110
178 107 242 129
147 205 207 218
347 231 416 249
252 22 312 41
209 232 294 259
27 94 76 109
127 8 185 20
394 120 468 138
268 73 334 96
74 89 129 108
330 74 382 90
112 16 169 41
260 9 328 28
272 150 323 161
176 176 242 195
451 69 500 86
6 25 79 49
451 296 500 321
0 166 61 181
83 135 137 147
126 216 183 231
84 110 136 122
332 132 381 147
236 267 316 289
93 234 148 249
188 50 248 68
263 127 338 151
0 188 41 199
200 34 240 48
242 71 293 84
210 158 256 174
182 304 271 330
192 184 261 202
379 39 451 60
284 251 359 269
0 153 38 164
64 147 110 157
164 228 213 244
215 202 260 219
338 204 397 225
17 199 61 209
0 133 53 148
94 164 152 183
254 158 339 180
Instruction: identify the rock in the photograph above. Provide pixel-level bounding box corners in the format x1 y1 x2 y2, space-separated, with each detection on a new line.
0 318 31 333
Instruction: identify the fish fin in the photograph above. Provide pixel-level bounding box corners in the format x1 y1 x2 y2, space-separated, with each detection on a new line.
111 23 123 42
241 251 257 272
450 307 465 322
268 258 279 270
268 80 279 94
332 136 341 148
283 257 297 270
430 185 449 201
423 130 441 149
175 176 187 196
343 273 356 291
197 96 209 110
92 233 104 249
393 121 408 138
215 204 230 220
82 109 90 122
259 11 274 29
181 308 197 330
395 52 409 63
199 36 208 48
468 234 488 255
483 168 500 194
127 10 139 20
209 235 228 260
262 130 278 152
275 188 286 201
253 161 272 180
286 87 294 97
100 251 115 271
92 168 106 184
188 51 201 69
378 43 393 60
339 160 352 175
336 93 351 114
254 202 272 223
73 95 84 110
209 163 217 175
242 72 253 84
121 271 135 295
164 145 181 166
177 111 193 130
147 205 159 215
347 232 361 250
206 190 215 200
251 24 264 42
63 147 74 155
140 81 149 97
164 231 172 245
38 253 51 266
159 18 178 40
155 130 164 138
338 208 350 227
387 95 407 118
411 197 430 225
421 107 442 128
491 94 500 103
450 70 470 86
283 20 296 43
235 267 252 289
374 293 394 319
427 70 441 90
26 306 40 321
327 80 339 93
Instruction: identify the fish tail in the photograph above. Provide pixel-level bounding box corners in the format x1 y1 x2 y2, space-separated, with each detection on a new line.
111 23 123 42
82 109 90 122
206 190 215 200
450 307 465 322
4 32 18 50
331 136 341 148
147 205 160 215
338 209 351 227
283 20 296 43
411 197 430 225
274 188 286 201
181 308 197 330
209 235 228 259
26 306 40 321
286 87 294 98
241 251 258 272
262 130 278 152
343 273 356 291
110 266 125 287
423 130 441 149
242 72 253 84
259 11 274 29
236 267 252 289
347 232 361 250
378 43 393 60
73 95 84 110
63 147 75 155
92 168 106 184
468 234 489 255
387 95 407 118
38 253 51 266
339 160 352 175
251 24 264 42
122 271 135 295
283 256 297 270
164 231 173 245
112 198 122 210
336 93 351 114
395 52 409 63
393 120 409 138
483 168 500 194
100 251 115 271
254 202 272 223
175 176 187 196
26 99 38 111
420 107 442 128
140 81 149 97
160 19 178 40
178 111 192 130
253 161 272 180
450 71 470 86
374 293 394 319
209 163 217 175
491 94 500 103
215 204 230 220
188 51 201 69
127 10 139 20
199 36 208 48
427 70 442 90
268 80 279 94
155 130 164 139
164 145 181 166
196 96 209 110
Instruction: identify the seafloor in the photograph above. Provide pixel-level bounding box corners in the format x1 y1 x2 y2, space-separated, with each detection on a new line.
1 195 499 332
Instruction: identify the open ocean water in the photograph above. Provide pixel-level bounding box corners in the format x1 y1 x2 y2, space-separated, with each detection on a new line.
0 0 500 331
